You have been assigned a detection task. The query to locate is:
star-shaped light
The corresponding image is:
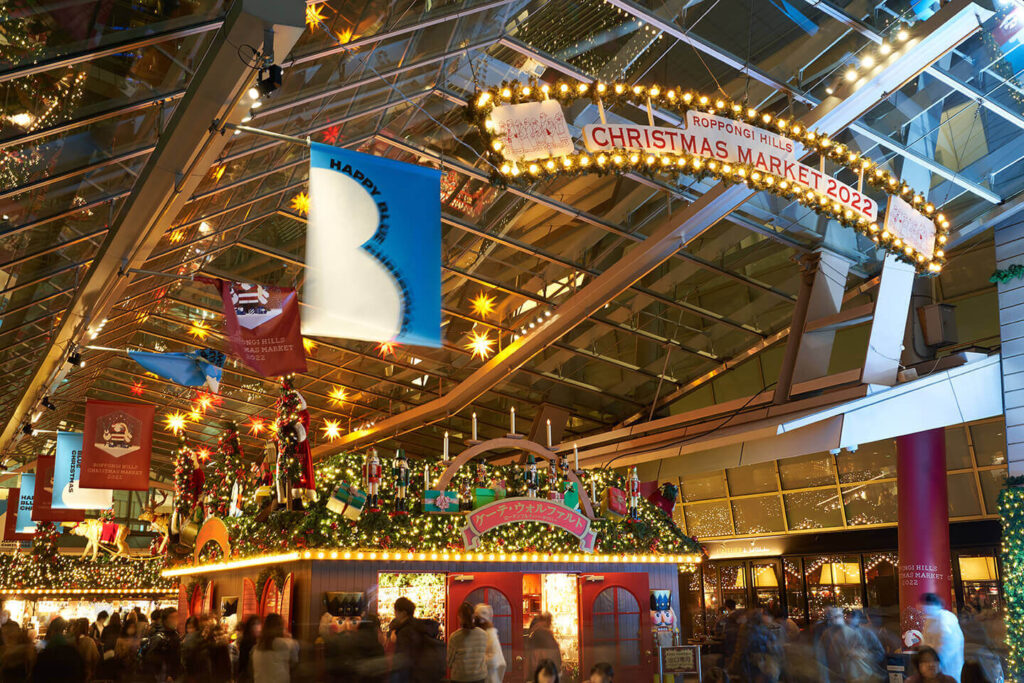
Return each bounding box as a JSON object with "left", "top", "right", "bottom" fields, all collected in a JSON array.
[
  {"left": 290, "top": 192, "right": 310, "bottom": 215},
  {"left": 130, "top": 380, "right": 145, "bottom": 396},
  {"left": 196, "top": 447, "right": 211, "bottom": 462},
  {"left": 337, "top": 28, "right": 354, "bottom": 43},
  {"left": 471, "top": 292, "right": 496, "bottom": 318},
  {"left": 188, "top": 320, "right": 209, "bottom": 341},
  {"left": 329, "top": 386, "right": 347, "bottom": 406},
  {"left": 211, "top": 166, "right": 226, "bottom": 182},
  {"left": 169, "top": 228, "right": 185, "bottom": 243},
  {"left": 377, "top": 341, "right": 397, "bottom": 358},
  {"left": 302, "top": 338, "right": 317, "bottom": 354},
  {"left": 248, "top": 417, "right": 265, "bottom": 436},
  {"left": 164, "top": 412, "right": 187, "bottom": 435},
  {"left": 465, "top": 331, "right": 495, "bottom": 360},
  {"left": 189, "top": 408, "right": 202, "bottom": 422},
  {"left": 322, "top": 125, "right": 341, "bottom": 145},
  {"left": 322, "top": 419, "right": 342, "bottom": 441},
  {"left": 305, "top": 3, "right": 327, "bottom": 30}
]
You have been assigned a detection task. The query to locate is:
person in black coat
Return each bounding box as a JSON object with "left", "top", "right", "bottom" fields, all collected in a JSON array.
[{"left": 34, "top": 617, "right": 86, "bottom": 683}]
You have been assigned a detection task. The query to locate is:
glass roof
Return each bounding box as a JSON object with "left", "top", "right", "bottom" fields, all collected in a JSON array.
[{"left": 1, "top": 0, "right": 1020, "bottom": 478}]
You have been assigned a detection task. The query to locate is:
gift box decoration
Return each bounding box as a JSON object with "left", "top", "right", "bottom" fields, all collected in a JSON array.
[
  {"left": 424, "top": 489, "right": 459, "bottom": 513},
  {"left": 563, "top": 482, "right": 580, "bottom": 510},
  {"left": 602, "top": 486, "right": 627, "bottom": 519},
  {"left": 473, "top": 488, "right": 497, "bottom": 509},
  {"left": 327, "top": 483, "right": 367, "bottom": 520}
]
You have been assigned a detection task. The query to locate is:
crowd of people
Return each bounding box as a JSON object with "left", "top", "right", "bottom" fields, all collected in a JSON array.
[
  {"left": 0, "top": 597, "right": 618, "bottom": 683},
  {"left": 709, "top": 593, "right": 1005, "bottom": 682}
]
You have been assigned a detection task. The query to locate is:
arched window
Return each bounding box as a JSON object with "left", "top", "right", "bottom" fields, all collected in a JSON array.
[
  {"left": 466, "top": 586, "right": 513, "bottom": 669},
  {"left": 591, "top": 586, "right": 641, "bottom": 669}
]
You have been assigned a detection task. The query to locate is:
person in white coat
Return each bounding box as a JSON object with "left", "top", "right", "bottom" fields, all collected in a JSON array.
[
  {"left": 474, "top": 604, "right": 507, "bottom": 683},
  {"left": 919, "top": 593, "right": 965, "bottom": 682}
]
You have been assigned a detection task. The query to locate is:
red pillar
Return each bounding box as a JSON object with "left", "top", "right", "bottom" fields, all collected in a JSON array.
[{"left": 896, "top": 427, "right": 952, "bottom": 644}]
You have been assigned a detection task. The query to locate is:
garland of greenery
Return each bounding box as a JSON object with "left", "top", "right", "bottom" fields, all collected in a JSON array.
[
  {"left": 256, "top": 565, "right": 287, "bottom": 600},
  {"left": 0, "top": 553, "right": 174, "bottom": 592},
  {"left": 991, "top": 264, "right": 1024, "bottom": 285},
  {"left": 1000, "top": 485, "right": 1024, "bottom": 679},
  {"left": 194, "top": 452, "right": 701, "bottom": 564},
  {"left": 184, "top": 577, "right": 209, "bottom": 602},
  {"left": 465, "top": 79, "right": 950, "bottom": 273}
]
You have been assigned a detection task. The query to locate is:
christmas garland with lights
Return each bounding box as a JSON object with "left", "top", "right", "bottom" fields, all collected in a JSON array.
[
  {"left": 991, "top": 264, "right": 1024, "bottom": 285},
  {"left": 0, "top": 552, "right": 174, "bottom": 593},
  {"left": 208, "top": 421, "right": 245, "bottom": 517},
  {"left": 466, "top": 79, "right": 950, "bottom": 273},
  {"left": 192, "top": 452, "right": 700, "bottom": 563},
  {"left": 256, "top": 566, "right": 288, "bottom": 600},
  {"left": 173, "top": 437, "right": 200, "bottom": 519},
  {"left": 1000, "top": 483, "right": 1024, "bottom": 680}
]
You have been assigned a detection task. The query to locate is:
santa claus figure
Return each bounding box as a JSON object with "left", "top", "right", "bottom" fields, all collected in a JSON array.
[{"left": 276, "top": 375, "right": 317, "bottom": 508}]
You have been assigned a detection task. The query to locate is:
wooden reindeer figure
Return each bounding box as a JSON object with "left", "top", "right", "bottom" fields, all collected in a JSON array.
[
  {"left": 138, "top": 491, "right": 171, "bottom": 555},
  {"left": 71, "top": 517, "right": 130, "bottom": 560}
]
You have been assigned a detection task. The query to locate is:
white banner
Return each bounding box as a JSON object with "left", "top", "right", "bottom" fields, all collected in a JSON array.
[
  {"left": 491, "top": 101, "right": 574, "bottom": 162},
  {"left": 582, "top": 111, "right": 877, "bottom": 221},
  {"left": 884, "top": 195, "right": 936, "bottom": 259}
]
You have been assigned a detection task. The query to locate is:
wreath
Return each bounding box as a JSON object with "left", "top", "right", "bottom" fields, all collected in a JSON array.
[{"left": 256, "top": 565, "right": 287, "bottom": 599}]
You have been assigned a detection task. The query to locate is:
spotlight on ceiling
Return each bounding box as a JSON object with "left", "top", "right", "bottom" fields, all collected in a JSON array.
[
  {"left": 41, "top": 396, "right": 56, "bottom": 411},
  {"left": 21, "top": 424, "right": 32, "bottom": 436},
  {"left": 67, "top": 350, "right": 84, "bottom": 368},
  {"left": 257, "top": 65, "right": 283, "bottom": 98}
]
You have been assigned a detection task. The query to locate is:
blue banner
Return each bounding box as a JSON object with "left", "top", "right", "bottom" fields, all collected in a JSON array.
[
  {"left": 127, "top": 350, "right": 222, "bottom": 389},
  {"left": 53, "top": 432, "right": 113, "bottom": 510},
  {"left": 304, "top": 142, "right": 441, "bottom": 347},
  {"left": 15, "top": 474, "right": 35, "bottom": 533}
]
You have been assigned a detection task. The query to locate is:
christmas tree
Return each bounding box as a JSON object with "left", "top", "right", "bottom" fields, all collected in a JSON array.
[
  {"left": 173, "top": 436, "right": 204, "bottom": 521},
  {"left": 207, "top": 421, "right": 245, "bottom": 517}
]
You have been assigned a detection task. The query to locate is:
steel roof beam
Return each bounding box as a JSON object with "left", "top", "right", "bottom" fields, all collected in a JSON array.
[
  {"left": 0, "top": 0, "right": 308, "bottom": 455},
  {"left": 313, "top": 0, "right": 989, "bottom": 454}
]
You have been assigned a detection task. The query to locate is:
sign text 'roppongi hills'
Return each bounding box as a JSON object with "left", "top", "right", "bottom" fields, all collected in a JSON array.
[{"left": 466, "top": 79, "right": 953, "bottom": 274}]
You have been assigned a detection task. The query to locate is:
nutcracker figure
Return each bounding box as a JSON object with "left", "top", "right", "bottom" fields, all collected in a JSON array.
[
  {"left": 460, "top": 476, "right": 474, "bottom": 512},
  {"left": 364, "top": 449, "right": 382, "bottom": 511},
  {"left": 475, "top": 461, "right": 487, "bottom": 487},
  {"left": 627, "top": 466, "right": 641, "bottom": 520},
  {"left": 525, "top": 453, "right": 539, "bottom": 498},
  {"left": 393, "top": 449, "right": 410, "bottom": 513},
  {"left": 558, "top": 450, "right": 569, "bottom": 478}
]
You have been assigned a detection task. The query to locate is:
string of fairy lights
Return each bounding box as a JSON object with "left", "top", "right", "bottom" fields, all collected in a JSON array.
[{"left": 999, "top": 486, "right": 1024, "bottom": 679}]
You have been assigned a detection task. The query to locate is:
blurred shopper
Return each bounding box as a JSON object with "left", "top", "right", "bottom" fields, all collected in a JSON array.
[
  {"left": 349, "top": 614, "right": 387, "bottom": 683},
  {"left": 525, "top": 614, "right": 562, "bottom": 677},
  {"left": 474, "top": 604, "right": 506, "bottom": 683},
  {"left": 71, "top": 618, "right": 99, "bottom": 682},
  {"left": 847, "top": 610, "right": 886, "bottom": 682},
  {"left": 816, "top": 606, "right": 866, "bottom": 682},
  {"left": 96, "top": 612, "right": 122, "bottom": 679},
  {"left": 388, "top": 597, "right": 445, "bottom": 683},
  {"left": 532, "top": 658, "right": 560, "bottom": 683},
  {"left": 588, "top": 662, "right": 614, "bottom": 683},
  {"left": 140, "top": 607, "right": 181, "bottom": 683},
  {"left": 906, "top": 646, "right": 956, "bottom": 683},
  {"left": 252, "top": 613, "right": 297, "bottom": 683},
  {"left": 920, "top": 593, "right": 965, "bottom": 683},
  {"left": 447, "top": 602, "right": 487, "bottom": 683},
  {"left": 115, "top": 618, "right": 141, "bottom": 681},
  {"left": 89, "top": 611, "right": 108, "bottom": 642},
  {"left": 732, "top": 608, "right": 783, "bottom": 682},
  {"left": 0, "top": 621, "right": 34, "bottom": 683},
  {"left": 235, "top": 615, "right": 261, "bottom": 683},
  {"left": 33, "top": 616, "right": 86, "bottom": 682}
]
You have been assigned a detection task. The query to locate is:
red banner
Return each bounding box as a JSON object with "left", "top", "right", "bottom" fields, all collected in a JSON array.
[
  {"left": 462, "top": 496, "right": 596, "bottom": 552},
  {"left": 31, "top": 457, "right": 84, "bottom": 522},
  {"left": 3, "top": 488, "right": 33, "bottom": 542},
  {"left": 79, "top": 400, "right": 155, "bottom": 491},
  {"left": 204, "top": 278, "right": 306, "bottom": 377}
]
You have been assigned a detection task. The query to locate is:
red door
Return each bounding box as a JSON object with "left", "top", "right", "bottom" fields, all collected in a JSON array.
[
  {"left": 579, "top": 572, "right": 654, "bottom": 681},
  {"left": 448, "top": 572, "right": 523, "bottom": 682}
]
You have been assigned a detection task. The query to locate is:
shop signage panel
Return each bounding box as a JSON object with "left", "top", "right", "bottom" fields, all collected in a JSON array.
[
  {"left": 490, "top": 100, "right": 574, "bottom": 161},
  {"left": 883, "top": 195, "right": 936, "bottom": 259},
  {"left": 462, "top": 496, "right": 596, "bottom": 552},
  {"left": 661, "top": 645, "right": 700, "bottom": 674}
]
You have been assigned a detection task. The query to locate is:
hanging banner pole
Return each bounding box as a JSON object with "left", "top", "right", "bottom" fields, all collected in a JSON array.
[{"left": 223, "top": 123, "right": 310, "bottom": 147}]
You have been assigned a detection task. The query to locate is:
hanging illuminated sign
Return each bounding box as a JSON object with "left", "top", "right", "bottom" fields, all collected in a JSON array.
[
  {"left": 468, "top": 80, "right": 950, "bottom": 273},
  {"left": 462, "top": 497, "right": 597, "bottom": 552}
]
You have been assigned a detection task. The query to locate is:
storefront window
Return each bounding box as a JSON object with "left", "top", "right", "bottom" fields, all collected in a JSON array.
[
  {"left": 719, "top": 562, "right": 747, "bottom": 610},
  {"left": 945, "top": 428, "right": 973, "bottom": 470},
  {"left": 541, "top": 574, "right": 580, "bottom": 675},
  {"left": 685, "top": 501, "right": 734, "bottom": 537},
  {"left": 779, "top": 452, "right": 835, "bottom": 488},
  {"left": 731, "top": 496, "right": 785, "bottom": 534},
  {"left": 958, "top": 555, "right": 1002, "bottom": 613},
  {"left": 805, "top": 556, "right": 863, "bottom": 622},
  {"left": 970, "top": 422, "right": 1006, "bottom": 466},
  {"left": 836, "top": 441, "right": 896, "bottom": 483},
  {"left": 751, "top": 561, "right": 782, "bottom": 611},
  {"left": 681, "top": 470, "right": 727, "bottom": 502},
  {"left": 948, "top": 472, "right": 983, "bottom": 517},
  {"left": 842, "top": 482, "right": 897, "bottom": 525},
  {"left": 864, "top": 553, "right": 899, "bottom": 633},
  {"left": 783, "top": 490, "right": 844, "bottom": 530},
  {"left": 979, "top": 470, "right": 1007, "bottom": 515},
  {"left": 592, "top": 587, "right": 641, "bottom": 668},
  {"left": 466, "top": 585, "right": 514, "bottom": 667},
  {"left": 726, "top": 462, "right": 777, "bottom": 495},
  {"left": 703, "top": 562, "right": 721, "bottom": 633},
  {"left": 784, "top": 559, "right": 806, "bottom": 626},
  {"left": 378, "top": 573, "right": 446, "bottom": 625}
]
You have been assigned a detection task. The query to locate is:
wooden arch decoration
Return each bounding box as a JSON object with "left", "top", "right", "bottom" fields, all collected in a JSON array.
[
  {"left": 241, "top": 579, "right": 258, "bottom": 621},
  {"left": 434, "top": 437, "right": 596, "bottom": 518},
  {"left": 193, "top": 517, "right": 230, "bottom": 564}
]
